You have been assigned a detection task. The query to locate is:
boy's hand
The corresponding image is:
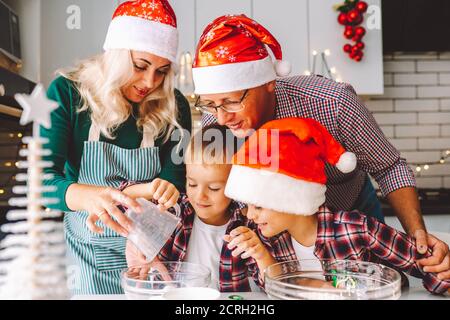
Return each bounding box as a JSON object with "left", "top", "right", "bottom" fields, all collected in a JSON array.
[
  {"left": 148, "top": 178, "right": 180, "bottom": 211},
  {"left": 123, "top": 179, "right": 180, "bottom": 212},
  {"left": 224, "top": 226, "right": 270, "bottom": 261},
  {"left": 126, "top": 241, "right": 172, "bottom": 281}
]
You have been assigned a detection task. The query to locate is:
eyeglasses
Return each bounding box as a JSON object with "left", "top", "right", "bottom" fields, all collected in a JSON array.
[{"left": 194, "top": 90, "right": 249, "bottom": 115}]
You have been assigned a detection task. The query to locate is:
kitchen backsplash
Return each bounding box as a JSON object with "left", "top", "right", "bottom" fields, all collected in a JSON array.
[{"left": 365, "top": 52, "right": 450, "bottom": 189}]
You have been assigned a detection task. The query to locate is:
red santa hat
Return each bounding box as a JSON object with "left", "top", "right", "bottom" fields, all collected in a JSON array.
[
  {"left": 225, "top": 118, "right": 357, "bottom": 216},
  {"left": 103, "top": 0, "right": 178, "bottom": 62},
  {"left": 192, "top": 14, "right": 291, "bottom": 95}
]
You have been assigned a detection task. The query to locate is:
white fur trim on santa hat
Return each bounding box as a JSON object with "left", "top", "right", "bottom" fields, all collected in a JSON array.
[
  {"left": 225, "top": 165, "right": 326, "bottom": 216},
  {"left": 335, "top": 151, "right": 357, "bottom": 173},
  {"left": 103, "top": 16, "right": 179, "bottom": 62},
  {"left": 193, "top": 56, "right": 277, "bottom": 94}
]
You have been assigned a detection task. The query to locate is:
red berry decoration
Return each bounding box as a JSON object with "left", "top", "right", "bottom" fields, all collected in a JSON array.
[
  {"left": 338, "top": 12, "right": 348, "bottom": 25},
  {"left": 355, "top": 52, "right": 364, "bottom": 62},
  {"left": 344, "top": 27, "right": 354, "bottom": 39},
  {"left": 343, "top": 44, "right": 352, "bottom": 53},
  {"left": 355, "top": 26, "right": 366, "bottom": 37},
  {"left": 352, "top": 34, "right": 363, "bottom": 42},
  {"left": 349, "top": 50, "right": 359, "bottom": 59},
  {"left": 337, "top": 0, "right": 368, "bottom": 62},
  {"left": 347, "top": 9, "right": 362, "bottom": 25},
  {"left": 356, "top": 1, "right": 368, "bottom": 13}
]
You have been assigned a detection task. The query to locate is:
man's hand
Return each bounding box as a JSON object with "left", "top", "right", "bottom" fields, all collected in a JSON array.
[{"left": 415, "top": 230, "right": 450, "bottom": 280}]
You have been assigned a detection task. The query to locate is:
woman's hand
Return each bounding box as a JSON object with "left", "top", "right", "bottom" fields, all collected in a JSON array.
[
  {"left": 123, "top": 178, "right": 180, "bottom": 212},
  {"left": 72, "top": 185, "right": 143, "bottom": 236}
]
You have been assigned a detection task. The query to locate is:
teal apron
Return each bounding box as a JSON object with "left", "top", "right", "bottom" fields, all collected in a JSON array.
[{"left": 65, "top": 123, "right": 161, "bottom": 295}]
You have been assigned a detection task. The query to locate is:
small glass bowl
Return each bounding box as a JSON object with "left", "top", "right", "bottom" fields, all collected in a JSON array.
[
  {"left": 121, "top": 261, "right": 211, "bottom": 300},
  {"left": 265, "top": 259, "right": 402, "bottom": 300}
]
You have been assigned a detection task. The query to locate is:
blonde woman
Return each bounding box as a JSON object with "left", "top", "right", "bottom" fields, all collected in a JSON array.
[{"left": 41, "top": 0, "right": 191, "bottom": 295}]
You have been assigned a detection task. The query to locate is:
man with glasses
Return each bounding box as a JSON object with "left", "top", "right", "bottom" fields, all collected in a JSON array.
[{"left": 191, "top": 14, "right": 450, "bottom": 279}]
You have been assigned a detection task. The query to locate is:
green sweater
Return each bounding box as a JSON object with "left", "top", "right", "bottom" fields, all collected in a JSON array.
[{"left": 41, "top": 76, "right": 192, "bottom": 212}]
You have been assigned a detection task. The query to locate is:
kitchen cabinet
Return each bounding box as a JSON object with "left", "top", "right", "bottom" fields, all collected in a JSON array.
[
  {"left": 308, "top": 0, "right": 384, "bottom": 95},
  {"left": 252, "top": 0, "right": 310, "bottom": 78},
  {"left": 35, "top": 0, "right": 383, "bottom": 94},
  {"left": 40, "top": 0, "right": 118, "bottom": 86},
  {"left": 172, "top": 0, "right": 383, "bottom": 95}
]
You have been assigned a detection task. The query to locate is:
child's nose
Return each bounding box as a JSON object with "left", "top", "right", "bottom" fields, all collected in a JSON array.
[
  {"left": 246, "top": 206, "right": 257, "bottom": 220},
  {"left": 197, "top": 187, "right": 208, "bottom": 200}
]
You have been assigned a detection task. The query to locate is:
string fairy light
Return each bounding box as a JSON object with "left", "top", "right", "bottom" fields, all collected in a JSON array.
[
  {"left": 304, "top": 49, "right": 342, "bottom": 82},
  {"left": 412, "top": 149, "right": 450, "bottom": 176}
]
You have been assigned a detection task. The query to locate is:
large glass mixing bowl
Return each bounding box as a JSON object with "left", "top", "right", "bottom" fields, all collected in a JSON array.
[
  {"left": 265, "top": 259, "right": 402, "bottom": 300},
  {"left": 121, "top": 261, "right": 211, "bottom": 300}
]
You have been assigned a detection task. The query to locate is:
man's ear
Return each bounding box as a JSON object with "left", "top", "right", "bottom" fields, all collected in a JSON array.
[{"left": 266, "top": 80, "right": 276, "bottom": 93}]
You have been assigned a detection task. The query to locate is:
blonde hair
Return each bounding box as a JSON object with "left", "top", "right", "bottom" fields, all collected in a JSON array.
[
  {"left": 58, "top": 49, "right": 182, "bottom": 142},
  {"left": 185, "top": 124, "right": 240, "bottom": 165}
]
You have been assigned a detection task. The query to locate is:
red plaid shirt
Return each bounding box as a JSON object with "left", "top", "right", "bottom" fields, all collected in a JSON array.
[
  {"left": 260, "top": 206, "right": 450, "bottom": 295},
  {"left": 203, "top": 75, "right": 416, "bottom": 210},
  {"left": 158, "top": 194, "right": 262, "bottom": 292}
]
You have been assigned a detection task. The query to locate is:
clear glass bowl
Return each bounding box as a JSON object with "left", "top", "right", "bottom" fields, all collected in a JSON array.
[
  {"left": 265, "top": 259, "right": 402, "bottom": 300},
  {"left": 121, "top": 262, "right": 211, "bottom": 300}
]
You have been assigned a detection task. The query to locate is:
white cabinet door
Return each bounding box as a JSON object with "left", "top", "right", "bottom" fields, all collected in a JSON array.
[
  {"left": 252, "top": 0, "right": 310, "bottom": 78},
  {"left": 195, "top": 0, "right": 252, "bottom": 44},
  {"left": 40, "top": 0, "right": 117, "bottom": 86},
  {"left": 308, "top": 0, "right": 384, "bottom": 95},
  {"left": 171, "top": 0, "right": 196, "bottom": 57}
]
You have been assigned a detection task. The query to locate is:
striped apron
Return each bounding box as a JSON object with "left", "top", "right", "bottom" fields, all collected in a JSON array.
[{"left": 65, "top": 124, "right": 161, "bottom": 295}]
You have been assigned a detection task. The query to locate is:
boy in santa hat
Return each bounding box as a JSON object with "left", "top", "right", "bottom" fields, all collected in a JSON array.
[
  {"left": 224, "top": 117, "right": 450, "bottom": 295},
  {"left": 192, "top": 14, "right": 450, "bottom": 277}
]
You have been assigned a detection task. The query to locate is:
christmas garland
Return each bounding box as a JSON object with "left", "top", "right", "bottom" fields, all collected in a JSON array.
[{"left": 336, "top": 0, "right": 369, "bottom": 62}]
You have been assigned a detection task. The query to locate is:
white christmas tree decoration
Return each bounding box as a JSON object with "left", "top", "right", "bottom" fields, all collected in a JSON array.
[
  {"left": 0, "top": 85, "right": 68, "bottom": 300},
  {"left": 15, "top": 84, "right": 58, "bottom": 130}
]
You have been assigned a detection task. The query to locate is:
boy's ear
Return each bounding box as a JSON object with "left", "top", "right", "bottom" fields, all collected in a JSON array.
[{"left": 266, "top": 80, "right": 276, "bottom": 93}]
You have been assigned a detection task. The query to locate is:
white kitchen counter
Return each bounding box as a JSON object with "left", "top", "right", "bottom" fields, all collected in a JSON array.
[{"left": 72, "top": 275, "right": 449, "bottom": 300}]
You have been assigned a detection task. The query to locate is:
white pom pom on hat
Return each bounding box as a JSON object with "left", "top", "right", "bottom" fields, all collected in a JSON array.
[
  {"left": 275, "top": 60, "right": 292, "bottom": 77},
  {"left": 335, "top": 151, "right": 357, "bottom": 173}
]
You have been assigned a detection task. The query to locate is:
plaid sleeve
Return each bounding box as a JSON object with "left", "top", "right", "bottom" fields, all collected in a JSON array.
[
  {"left": 246, "top": 257, "right": 265, "bottom": 290},
  {"left": 243, "top": 220, "right": 272, "bottom": 290},
  {"left": 201, "top": 113, "right": 218, "bottom": 127},
  {"left": 337, "top": 84, "right": 416, "bottom": 197},
  {"left": 157, "top": 228, "right": 177, "bottom": 262},
  {"left": 365, "top": 216, "right": 450, "bottom": 295},
  {"left": 157, "top": 196, "right": 187, "bottom": 261}
]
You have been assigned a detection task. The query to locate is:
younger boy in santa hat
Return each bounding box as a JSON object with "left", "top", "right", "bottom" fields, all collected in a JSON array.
[
  {"left": 122, "top": 124, "right": 272, "bottom": 292},
  {"left": 224, "top": 117, "right": 450, "bottom": 295}
]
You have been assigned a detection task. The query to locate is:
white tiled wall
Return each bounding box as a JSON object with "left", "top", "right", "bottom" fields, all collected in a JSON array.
[{"left": 365, "top": 52, "right": 450, "bottom": 189}]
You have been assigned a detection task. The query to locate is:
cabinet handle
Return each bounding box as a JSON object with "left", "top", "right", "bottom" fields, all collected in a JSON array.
[{"left": 0, "top": 84, "right": 5, "bottom": 97}]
